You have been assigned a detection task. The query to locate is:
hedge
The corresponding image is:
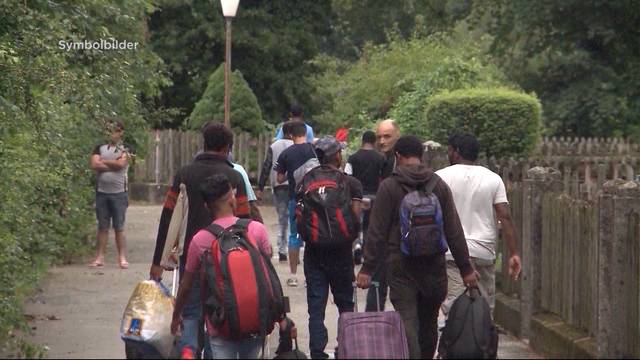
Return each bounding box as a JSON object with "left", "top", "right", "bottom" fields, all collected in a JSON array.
[{"left": 425, "top": 88, "right": 542, "bottom": 158}]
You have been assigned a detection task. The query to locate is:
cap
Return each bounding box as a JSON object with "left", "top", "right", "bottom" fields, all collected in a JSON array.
[{"left": 314, "top": 135, "right": 343, "bottom": 157}]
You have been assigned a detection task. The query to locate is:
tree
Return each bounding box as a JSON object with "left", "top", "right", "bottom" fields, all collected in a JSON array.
[
  {"left": 310, "top": 32, "right": 510, "bottom": 134},
  {"left": 325, "top": 0, "right": 473, "bottom": 59},
  {"left": 148, "top": 0, "right": 333, "bottom": 127},
  {"left": 187, "top": 64, "right": 266, "bottom": 134},
  {"left": 469, "top": 0, "right": 640, "bottom": 140}
]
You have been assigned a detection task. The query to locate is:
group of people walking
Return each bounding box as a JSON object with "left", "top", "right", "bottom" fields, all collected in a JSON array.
[{"left": 91, "top": 107, "right": 522, "bottom": 359}]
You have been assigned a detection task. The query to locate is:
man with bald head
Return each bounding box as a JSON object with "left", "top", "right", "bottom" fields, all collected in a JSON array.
[
  {"left": 365, "top": 118, "right": 401, "bottom": 312},
  {"left": 377, "top": 119, "right": 401, "bottom": 178}
]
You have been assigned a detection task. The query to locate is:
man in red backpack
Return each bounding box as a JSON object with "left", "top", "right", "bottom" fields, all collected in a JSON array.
[
  {"left": 171, "top": 174, "right": 294, "bottom": 359},
  {"left": 297, "top": 135, "right": 363, "bottom": 359}
]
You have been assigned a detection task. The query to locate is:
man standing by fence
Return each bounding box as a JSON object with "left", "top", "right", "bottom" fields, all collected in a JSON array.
[
  {"left": 89, "top": 118, "right": 130, "bottom": 269},
  {"left": 436, "top": 133, "right": 521, "bottom": 319},
  {"left": 258, "top": 121, "right": 294, "bottom": 262}
]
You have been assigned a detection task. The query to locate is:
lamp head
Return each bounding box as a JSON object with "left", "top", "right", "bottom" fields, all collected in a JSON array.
[{"left": 220, "top": 0, "right": 239, "bottom": 17}]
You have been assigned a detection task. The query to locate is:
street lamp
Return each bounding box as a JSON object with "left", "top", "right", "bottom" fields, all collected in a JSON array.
[{"left": 221, "top": 0, "right": 239, "bottom": 128}]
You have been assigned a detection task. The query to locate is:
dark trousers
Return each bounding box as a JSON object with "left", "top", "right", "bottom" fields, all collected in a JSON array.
[
  {"left": 387, "top": 257, "right": 447, "bottom": 359},
  {"left": 304, "top": 248, "right": 354, "bottom": 359}
]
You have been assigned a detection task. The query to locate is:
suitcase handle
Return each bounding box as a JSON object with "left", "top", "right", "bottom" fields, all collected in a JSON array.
[{"left": 352, "top": 281, "right": 380, "bottom": 312}]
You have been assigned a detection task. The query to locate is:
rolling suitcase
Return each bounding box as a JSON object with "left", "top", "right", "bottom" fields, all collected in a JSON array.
[{"left": 337, "top": 282, "right": 409, "bottom": 359}]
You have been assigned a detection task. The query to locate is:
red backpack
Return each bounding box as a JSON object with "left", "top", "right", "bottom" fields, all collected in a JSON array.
[
  {"left": 200, "top": 219, "right": 285, "bottom": 339},
  {"left": 295, "top": 165, "right": 360, "bottom": 248}
]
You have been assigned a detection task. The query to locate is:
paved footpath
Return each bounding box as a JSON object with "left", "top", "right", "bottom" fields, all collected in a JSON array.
[{"left": 21, "top": 205, "right": 541, "bottom": 359}]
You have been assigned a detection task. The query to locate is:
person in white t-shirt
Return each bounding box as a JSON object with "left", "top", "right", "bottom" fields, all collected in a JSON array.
[{"left": 436, "top": 133, "right": 521, "bottom": 317}]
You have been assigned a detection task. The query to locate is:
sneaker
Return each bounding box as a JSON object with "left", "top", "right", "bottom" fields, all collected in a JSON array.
[
  {"left": 287, "top": 278, "right": 298, "bottom": 287},
  {"left": 279, "top": 253, "right": 288, "bottom": 262}
]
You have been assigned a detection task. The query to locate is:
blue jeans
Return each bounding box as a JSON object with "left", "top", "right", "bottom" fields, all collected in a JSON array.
[
  {"left": 273, "top": 186, "right": 289, "bottom": 255},
  {"left": 209, "top": 336, "right": 264, "bottom": 359},
  {"left": 304, "top": 248, "right": 354, "bottom": 359},
  {"left": 177, "top": 276, "right": 212, "bottom": 358},
  {"left": 288, "top": 199, "right": 301, "bottom": 249}
]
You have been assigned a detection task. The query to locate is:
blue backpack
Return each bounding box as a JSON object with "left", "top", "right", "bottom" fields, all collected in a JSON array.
[{"left": 399, "top": 175, "right": 448, "bottom": 257}]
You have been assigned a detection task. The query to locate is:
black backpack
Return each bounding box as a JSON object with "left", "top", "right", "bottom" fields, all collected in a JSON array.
[
  {"left": 295, "top": 165, "right": 359, "bottom": 248},
  {"left": 438, "top": 287, "right": 498, "bottom": 359}
]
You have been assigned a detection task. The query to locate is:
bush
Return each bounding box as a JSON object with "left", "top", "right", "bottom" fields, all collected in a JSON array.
[
  {"left": 0, "top": 1, "right": 165, "bottom": 349},
  {"left": 309, "top": 31, "right": 510, "bottom": 133},
  {"left": 187, "top": 65, "right": 266, "bottom": 134},
  {"left": 425, "top": 88, "right": 542, "bottom": 158}
]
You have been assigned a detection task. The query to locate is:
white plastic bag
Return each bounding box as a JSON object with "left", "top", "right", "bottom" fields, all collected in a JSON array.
[{"left": 120, "top": 280, "right": 176, "bottom": 358}]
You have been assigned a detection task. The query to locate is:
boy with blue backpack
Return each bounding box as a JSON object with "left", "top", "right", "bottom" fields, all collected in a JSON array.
[{"left": 356, "top": 135, "right": 478, "bottom": 359}]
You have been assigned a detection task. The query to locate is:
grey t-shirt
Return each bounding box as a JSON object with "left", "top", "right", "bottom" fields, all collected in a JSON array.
[{"left": 92, "top": 143, "right": 128, "bottom": 193}]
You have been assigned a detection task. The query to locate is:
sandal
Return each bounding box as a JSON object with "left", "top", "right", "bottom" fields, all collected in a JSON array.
[
  {"left": 119, "top": 260, "right": 130, "bottom": 269},
  {"left": 88, "top": 260, "right": 104, "bottom": 268}
]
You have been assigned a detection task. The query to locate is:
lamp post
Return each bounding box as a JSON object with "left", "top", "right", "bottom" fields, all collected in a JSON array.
[{"left": 221, "top": 0, "right": 239, "bottom": 128}]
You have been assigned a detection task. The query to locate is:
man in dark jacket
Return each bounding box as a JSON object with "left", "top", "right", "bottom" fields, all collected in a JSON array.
[
  {"left": 149, "top": 122, "right": 251, "bottom": 357},
  {"left": 356, "top": 135, "right": 478, "bottom": 359}
]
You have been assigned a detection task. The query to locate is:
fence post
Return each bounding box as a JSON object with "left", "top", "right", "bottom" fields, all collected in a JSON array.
[
  {"left": 597, "top": 179, "right": 640, "bottom": 358},
  {"left": 154, "top": 130, "right": 160, "bottom": 185},
  {"left": 520, "top": 166, "right": 561, "bottom": 338}
]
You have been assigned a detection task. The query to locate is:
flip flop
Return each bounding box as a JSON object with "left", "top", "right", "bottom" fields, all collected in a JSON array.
[
  {"left": 88, "top": 260, "right": 104, "bottom": 268},
  {"left": 119, "top": 260, "right": 130, "bottom": 269}
]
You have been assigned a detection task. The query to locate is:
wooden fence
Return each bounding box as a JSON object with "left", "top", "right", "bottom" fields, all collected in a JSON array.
[
  {"left": 493, "top": 168, "right": 640, "bottom": 358},
  {"left": 424, "top": 139, "right": 640, "bottom": 200},
  {"left": 539, "top": 193, "right": 599, "bottom": 337},
  {"left": 132, "top": 130, "right": 271, "bottom": 184}
]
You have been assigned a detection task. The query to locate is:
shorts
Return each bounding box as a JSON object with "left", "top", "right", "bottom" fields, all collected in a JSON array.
[{"left": 95, "top": 191, "right": 128, "bottom": 231}]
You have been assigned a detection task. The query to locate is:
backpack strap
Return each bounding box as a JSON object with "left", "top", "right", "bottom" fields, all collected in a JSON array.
[
  {"left": 206, "top": 223, "right": 226, "bottom": 238},
  {"left": 201, "top": 250, "right": 225, "bottom": 326},
  {"left": 234, "top": 218, "right": 251, "bottom": 230},
  {"left": 422, "top": 175, "right": 440, "bottom": 195}
]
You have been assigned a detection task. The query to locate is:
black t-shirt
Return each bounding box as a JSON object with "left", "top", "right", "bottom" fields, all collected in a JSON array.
[
  {"left": 274, "top": 143, "right": 317, "bottom": 199},
  {"left": 347, "top": 149, "right": 386, "bottom": 194},
  {"left": 381, "top": 150, "right": 396, "bottom": 179}
]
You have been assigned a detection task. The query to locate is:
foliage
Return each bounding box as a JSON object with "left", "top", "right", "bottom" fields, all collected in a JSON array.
[
  {"left": 310, "top": 32, "right": 510, "bottom": 133},
  {"left": 326, "top": 0, "right": 473, "bottom": 59},
  {"left": 148, "top": 0, "right": 332, "bottom": 127},
  {"left": 0, "top": 0, "right": 164, "bottom": 346},
  {"left": 425, "top": 88, "right": 541, "bottom": 158},
  {"left": 187, "top": 64, "right": 266, "bottom": 134},
  {"left": 468, "top": 0, "right": 640, "bottom": 140}
]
